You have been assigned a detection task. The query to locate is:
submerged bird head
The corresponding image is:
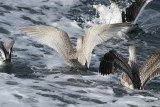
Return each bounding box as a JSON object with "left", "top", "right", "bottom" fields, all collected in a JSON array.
[{"left": 0, "top": 40, "right": 15, "bottom": 65}]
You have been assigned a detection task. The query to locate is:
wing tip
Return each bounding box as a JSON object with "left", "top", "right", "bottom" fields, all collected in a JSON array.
[
  {"left": 17, "top": 27, "right": 28, "bottom": 33},
  {"left": 99, "top": 50, "right": 116, "bottom": 76}
]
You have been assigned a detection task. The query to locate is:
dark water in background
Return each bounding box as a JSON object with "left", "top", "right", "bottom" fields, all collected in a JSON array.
[{"left": 0, "top": 0, "right": 160, "bottom": 107}]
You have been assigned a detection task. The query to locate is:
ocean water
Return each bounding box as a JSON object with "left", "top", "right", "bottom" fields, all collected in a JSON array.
[{"left": 0, "top": 0, "right": 160, "bottom": 107}]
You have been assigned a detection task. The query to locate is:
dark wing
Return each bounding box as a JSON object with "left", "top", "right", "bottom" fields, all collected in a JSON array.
[
  {"left": 122, "top": 0, "right": 152, "bottom": 23},
  {"left": 99, "top": 50, "right": 134, "bottom": 82},
  {"left": 139, "top": 51, "right": 160, "bottom": 89},
  {"left": 130, "top": 62, "right": 141, "bottom": 89}
]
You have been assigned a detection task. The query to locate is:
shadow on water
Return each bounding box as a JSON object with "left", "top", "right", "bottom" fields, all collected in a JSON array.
[
  {"left": 144, "top": 77, "right": 160, "bottom": 92},
  {"left": 49, "top": 66, "right": 97, "bottom": 76},
  {"left": 126, "top": 26, "right": 149, "bottom": 40},
  {"left": 21, "top": 16, "right": 47, "bottom": 25},
  {"left": 0, "top": 27, "right": 10, "bottom": 34},
  {"left": 0, "top": 59, "right": 98, "bottom": 81},
  {"left": 127, "top": 24, "right": 160, "bottom": 48},
  {"left": 0, "top": 61, "right": 37, "bottom": 79}
]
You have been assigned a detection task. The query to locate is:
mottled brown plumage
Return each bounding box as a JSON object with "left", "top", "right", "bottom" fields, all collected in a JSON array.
[
  {"left": 99, "top": 46, "right": 160, "bottom": 90},
  {"left": 139, "top": 51, "right": 160, "bottom": 89}
]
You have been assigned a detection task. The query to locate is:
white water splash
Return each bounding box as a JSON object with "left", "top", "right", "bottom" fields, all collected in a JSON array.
[{"left": 93, "top": 4, "right": 122, "bottom": 24}]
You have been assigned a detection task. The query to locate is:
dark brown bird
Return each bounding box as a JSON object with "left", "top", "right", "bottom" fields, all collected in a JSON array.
[
  {"left": 121, "top": 0, "right": 152, "bottom": 23},
  {"left": 99, "top": 45, "right": 160, "bottom": 90}
]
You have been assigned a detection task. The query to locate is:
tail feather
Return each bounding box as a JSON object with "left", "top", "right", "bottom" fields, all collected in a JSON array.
[{"left": 69, "top": 52, "right": 87, "bottom": 67}]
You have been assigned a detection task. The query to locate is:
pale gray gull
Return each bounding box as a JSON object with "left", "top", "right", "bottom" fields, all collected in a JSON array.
[{"left": 18, "top": 23, "right": 134, "bottom": 68}]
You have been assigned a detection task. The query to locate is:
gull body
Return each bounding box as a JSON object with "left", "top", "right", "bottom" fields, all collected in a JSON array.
[
  {"left": 18, "top": 23, "right": 134, "bottom": 68},
  {"left": 99, "top": 45, "right": 160, "bottom": 90}
]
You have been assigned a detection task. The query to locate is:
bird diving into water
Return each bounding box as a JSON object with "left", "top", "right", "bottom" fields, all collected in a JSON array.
[
  {"left": 0, "top": 40, "right": 15, "bottom": 65},
  {"left": 18, "top": 23, "right": 135, "bottom": 68},
  {"left": 99, "top": 45, "right": 160, "bottom": 90},
  {"left": 93, "top": 0, "right": 152, "bottom": 24}
]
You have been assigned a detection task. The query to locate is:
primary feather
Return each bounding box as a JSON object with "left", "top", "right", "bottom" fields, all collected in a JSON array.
[
  {"left": 139, "top": 51, "right": 160, "bottom": 89},
  {"left": 99, "top": 46, "right": 160, "bottom": 90}
]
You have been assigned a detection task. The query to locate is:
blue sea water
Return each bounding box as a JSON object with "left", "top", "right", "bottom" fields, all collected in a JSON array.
[{"left": 0, "top": 0, "right": 160, "bottom": 107}]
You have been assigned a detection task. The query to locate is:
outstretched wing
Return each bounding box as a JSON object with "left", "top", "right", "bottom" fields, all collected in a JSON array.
[
  {"left": 18, "top": 26, "right": 75, "bottom": 66},
  {"left": 82, "top": 22, "right": 135, "bottom": 67},
  {"left": 99, "top": 50, "right": 134, "bottom": 82},
  {"left": 122, "top": 0, "right": 152, "bottom": 23},
  {"left": 139, "top": 51, "right": 160, "bottom": 89}
]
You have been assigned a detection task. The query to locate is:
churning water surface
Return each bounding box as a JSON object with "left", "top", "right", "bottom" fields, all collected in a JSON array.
[{"left": 0, "top": 0, "right": 160, "bottom": 107}]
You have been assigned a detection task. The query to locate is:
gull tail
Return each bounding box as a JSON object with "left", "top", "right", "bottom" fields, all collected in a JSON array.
[{"left": 69, "top": 52, "right": 88, "bottom": 68}]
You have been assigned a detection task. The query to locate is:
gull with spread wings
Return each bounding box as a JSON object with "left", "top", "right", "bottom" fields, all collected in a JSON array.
[
  {"left": 99, "top": 45, "right": 160, "bottom": 89},
  {"left": 18, "top": 23, "right": 134, "bottom": 68}
]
